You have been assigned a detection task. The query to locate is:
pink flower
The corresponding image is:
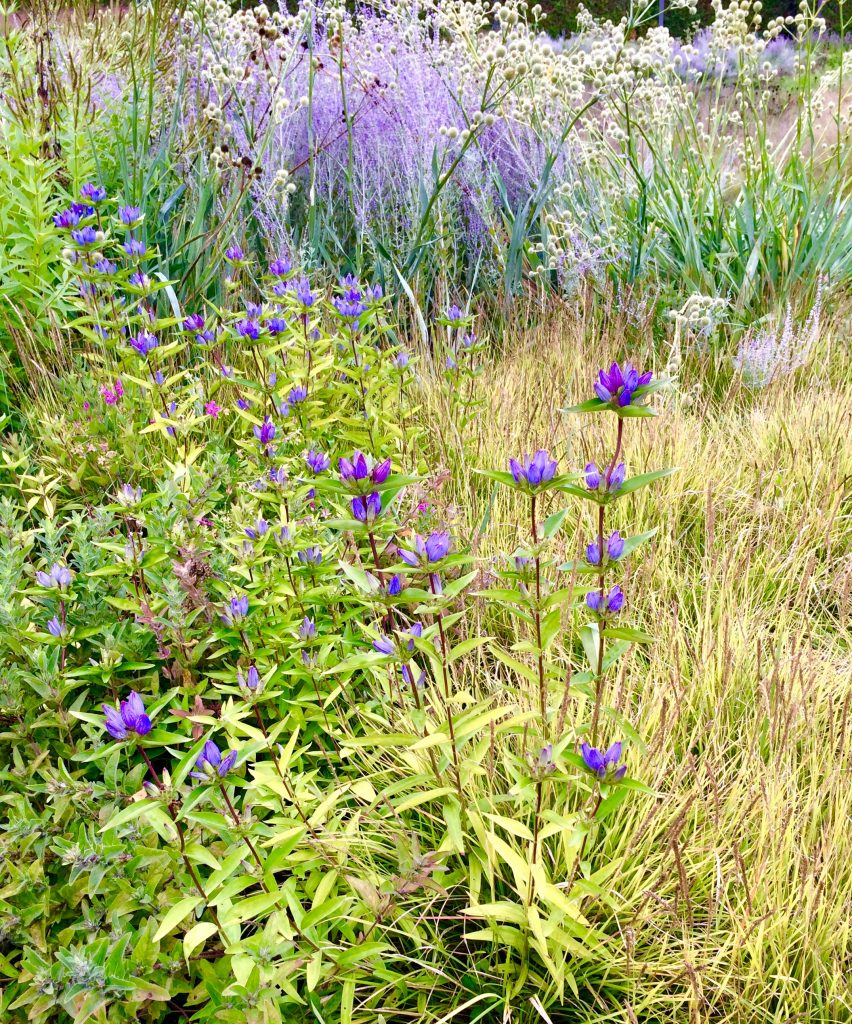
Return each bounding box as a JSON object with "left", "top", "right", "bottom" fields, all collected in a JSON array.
[
  {"left": 114, "top": 379, "right": 124, "bottom": 397},
  {"left": 204, "top": 400, "right": 220, "bottom": 418},
  {"left": 100, "top": 386, "right": 117, "bottom": 405}
]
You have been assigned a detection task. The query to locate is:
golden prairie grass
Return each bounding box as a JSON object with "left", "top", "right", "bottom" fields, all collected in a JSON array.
[{"left": 415, "top": 305, "right": 852, "bottom": 1022}]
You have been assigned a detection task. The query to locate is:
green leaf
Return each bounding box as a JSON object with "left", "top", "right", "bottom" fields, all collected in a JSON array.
[
  {"left": 603, "top": 626, "right": 655, "bottom": 644},
  {"left": 563, "top": 397, "right": 608, "bottom": 414},
  {"left": 615, "top": 467, "right": 678, "bottom": 497},
  {"left": 154, "top": 895, "right": 202, "bottom": 941}
]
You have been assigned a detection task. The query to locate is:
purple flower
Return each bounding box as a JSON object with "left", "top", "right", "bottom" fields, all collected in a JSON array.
[
  {"left": 129, "top": 330, "right": 158, "bottom": 357},
  {"left": 118, "top": 205, "right": 143, "bottom": 226},
  {"left": 80, "top": 183, "right": 107, "bottom": 203},
  {"left": 102, "top": 691, "right": 152, "bottom": 740},
  {"left": 580, "top": 741, "right": 626, "bottom": 780},
  {"left": 288, "top": 385, "right": 307, "bottom": 405},
  {"left": 71, "top": 226, "right": 98, "bottom": 247},
  {"left": 305, "top": 450, "right": 330, "bottom": 473},
  {"left": 299, "top": 616, "right": 317, "bottom": 641},
  {"left": 508, "top": 450, "right": 558, "bottom": 489},
  {"left": 594, "top": 362, "right": 653, "bottom": 408},
  {"left": 585, "top": 462, "right": 625, "bottom": 494},
  {"left": 244, "top": 518, "right": 269, "bottom": 540},
  {"left": 183, "top": 313, "right": 205, "bottom": 332},
  {"left": 225, "top": 244, "right": 246, "bottom": 263},
  {"left": 297, "top": 546, "right": 322, "bottom": 566},
  {"left": 268, "top": 465, "right": 287, "bottom": 485},
  {"left": 128, "top": 270, "right": 150, "bottom": 290},
  {"left": 93, "top": 258, "right": 116, "bottom": 275},
  {"left": 424, "top": 531, "right": 451, "bottom": 562},
  {"left": 295, "top": 277, "right": 315, "bottom": 308},
  {"left": 339, "top": 451, "right": 369, "bottom": 484},
  {"left": 47, "top": 616, "right": 67, "bottom": 638},
  {"left": 269, "top": 257, "right": 291, "bottom": 277},
  {"left": 53, "top": 208, "right": 81, "bottom": 229},
  {"left": 235, "top": 319, "right": 260, "bottom": 341},
  {"left": 35, "top": 563, "right": 73, "bottom": 590},
  {"left": 238, "top": 665, "right": 261, "bottom": 693},
  {"left": 222, "top": 594, "right": 249, "bottom": 625},
  {"left": 586, "top": 585, "right": 625, "bottom": 615},
  {"left": 394, "top": 350, "right": 409, "bottom": 368},
  {"left": 124, "top": 239, "right": 147, "bottom": 258},
  {"left": 267, "top": 316, "right": 287, "bottom": 335},
  {"left": 387, "top": 574, "right": 403, "bottom": 596},
  {"left": 190, "top": 739, "right": 238, "bottom": 780},
  {"left": 406, "top": 622, "right": 423, "bottom": 652},
  {"left": 371, "top": 458, "right": 391, "bottom": 485},
  {"left": 351, "top": 492, "right": 382, "bottom": 524},
  {"left": 373, "top": 635, "right": 395, "bottom": 655},
  {"left": 587, "top": 530, "right": 625, "bottom": 565},
  {"left": 253, "top": 416, "right": 276, "bottom": 447},
  {"left": 71, "top": 202, "right": 94, "bottom": 217},
  {"left": 446, "top": 303, "right": 464, "bottom": 324}
]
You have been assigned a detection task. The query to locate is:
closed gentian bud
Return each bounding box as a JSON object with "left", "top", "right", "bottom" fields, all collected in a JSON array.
[
  {"left": 608, "top": 462, "right": 626, "bottom": 491},
  {"left": 594, "top": 362, "right": 652, "bottom": 408},
  {"left": 295, "top": 277, "right": 315, "bottom": 307},
  {"left": 267, "top": 316, "right": 286, "bottom": 335},
  {"left": 339, "top": 451, "right": 369, "bottom": 484},
  {"left": 387, "top": 574, "right": 403, "bottom": 596},
  {"left": 586, "top": 541, "right": 602, "bottom": 566},
  {"left": 191, "top": 739, "right": 238, "bottom": 780},
  {"left": 118, "top": 205, "right": 143, "bottom": 226},
  {"left": 36, "top": 563, "right": 73, "bottom": 590},
  {"left": 424, "top": 531, "right": 451, "bottom": 562},
  {"left": 238, "top": 665, "right": 261, "bottom": 692},
  {"left": 305, "top": 450, "right": 330, "bottom": 474},
  {"left": 298, "top": 546, "right": 322, "bottom": 566},
  {"left": 406, "top": 622, "right": 423, "bottom": 652},
  {"left": 607, "top": 531, "right": 625, "bottom": 560},
  {"left": 225, "top": 244, "right": 245, "bottom": 263},
  {"left": 371, "top": 458, "right": 391, "bottom": 485},
  {"left": 71, "top": 226, "right": 98, "bottom": 247},
  {"left": 222, "top": 594, "right": 249, "bottom": 625},
  {"left": 509, "top": 450, "right": 558, "bottom": 490},
  {"left": 299, "top": 616, "right": 316, "bottom": 641},
  {"left": 81, "top": 183, "right": 107, "bottom": 203},
  {"left": 47, "top": 617, "right": 67, "bottom": 639},
  {"left": 53, "top": 208, "right": 82, "bottom": 229},
  {"left": 351, "top": 491, "right": 381, "bottom": 524},
  {"left": 584, "top": 463, "right": 601, "bottom": 490},
  {"left": 580, "top": 740, "right": 626, "bottom": 780},
  {"left": 253, "top": 416, "right": 276, "bottom": 447},
  {"left": 102, "top": 690, "right": 152, "bottom": 740},
  {"left": 236, "top": 319, "right": 260, "bottom": 342},
  {"left": 373, "top": 635, "right": 395, "bottom": 655},
  {"left": 269, "top": 257, "right": 291, "bottom": 276},
  {"left": 183, "top": 313, "right": 205, "bottom": 332},
  {"left": 288, "top": 385, "right": 307, "bottom": 405}
]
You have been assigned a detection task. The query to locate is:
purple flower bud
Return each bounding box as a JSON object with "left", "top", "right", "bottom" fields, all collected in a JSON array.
[
  {"left": 235, "top": 319, "right": 260, "bottom": 342},
  {"left": 269, "top": 257, "right": 291, "bottom": 277},
  {"left": 191, "top": 738, "right": 238, "bottom": 780},
  {"left": 238, "top": 665, "right": 261, "bottom": 692},
  {"left": 424, "top": 531, "right": 451, "bottom": 562},
  {"left": 295, "top": 277, "right": 315, "bottom": 308},
  {"left": 580, "top": 740, "right": 626, "bottom": 780},
  {"left": 594, "top": 361, "right": 653, "bottom": 408},
  {"left": 351, "top": 491, "right": 382, "bottom": 524},
  {"left": 387, "top": 574, "right": 403, "bottom": 596},
  {"left": 371, "top": 458, "right": 391, "bottom": 485},
  {"left": 222, "top": 594, "right": 249, "bottom": 625},
  {"left": 124, "top": 239, "right": 147, "bottom": 258},
  {"left": 81, "top": 183, "right": 107, "bottom": 203},
  {"left": 36, "top": 563, "right": 73, "bottom": 590},
  {"left": 267, "top": 316, "right": 287, "bottom": 335},
  {"left": 53, "top": 208, "right": 82, "bottom": 229},
  {"left": 225, "top": 244, "right": 245, "bottom": 263},
  {"left": 584, "top": 463, "right": 601, "bottom": 490},
  {"left": 102, "top": 690, "right": 152, "bottom": 740},
  {"left": 288, "top": 385, "right": 307, "bottom": 405},
  {"left": 118, "top": 205, "right": 143, "bottom": 225},
  {"left": 71, "top": 226, "right": 98, "bottom": 247},
  {"left": 183, "top": 313, "right": 205, "bottom": 332},
  {"left": 299, "top": 616, "right": 317, "bottom": 641},
  {"left": 47, "top": 616, "right": 67, "bottom": 638},
  {"left": 253, "top": 416, "right": 276, "bottom": 447},
  {"left": 509, "top": 450, "right": 558, "bottom": 490},
  {"left": 297, "top": 546, "right": 322, "bottom": 566},
  {"left": 608, "top": 463, "right": 626, "bottom": 491},
  {"left": 305, "top": 450, "right": 330, "bottom": 474},
  {"left": 607, "top": 531, "right": 625, "bottom": 560},
  {"left": 129, "top": 331, "right": 158, "bottom": 357},
  {"left": 373, "top": 635, "right": 395, "bottom": 655}
]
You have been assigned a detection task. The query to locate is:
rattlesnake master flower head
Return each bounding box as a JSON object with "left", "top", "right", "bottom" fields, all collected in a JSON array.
[
  {"left": 509, "top": 450, "right": 558, "bottom": 491},
  {"left": 594, "top": 362, "right": 653, "bottom": 408},
  {"left": 580, "top": 741, "right": 626, "bottom": 780},
  {"left": 103, "top": 691, "right": 152, "bottom": 740},
  {"left": 222, "top": 594, "right": 249, "bottom": 625},
  {"left": 586, "top": 585, "right": 625, "bottom": 615},
  {"left": 36, "top": 563, "right": 73, "bottom": 591},
  {"left": 191, "top": 739, "right": 238, "bottom": 780},
  {"left": 587, "top": 530, "right": 625, "bottom": 565}
]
